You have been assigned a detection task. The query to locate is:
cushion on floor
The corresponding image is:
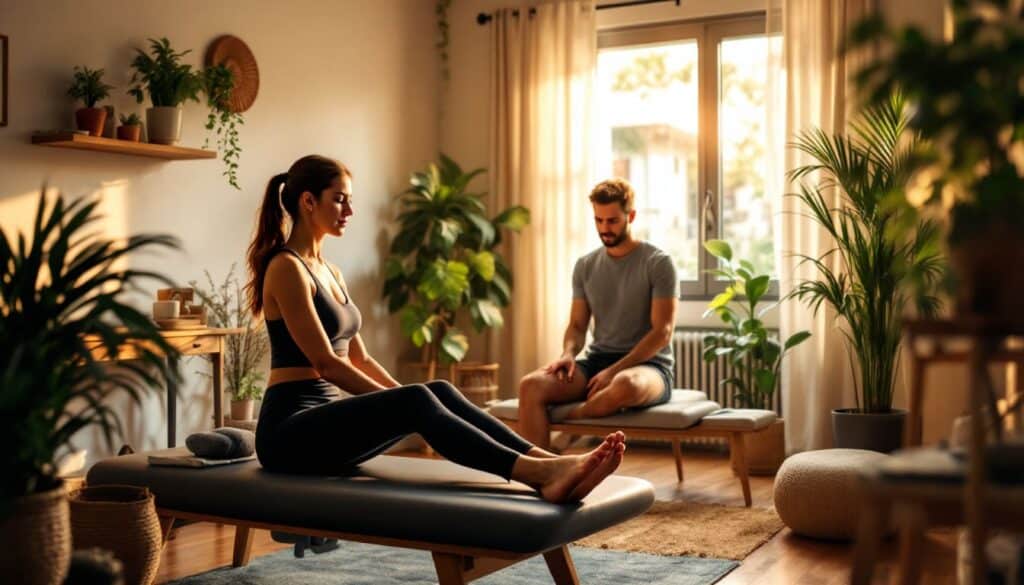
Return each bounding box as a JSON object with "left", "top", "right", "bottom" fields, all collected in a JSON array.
[
  {"left": 773, "top": 448, "right": 889, "bottom": 540},
  {"left": 87, "top": 448, "right": 655, "bottom": 554}
]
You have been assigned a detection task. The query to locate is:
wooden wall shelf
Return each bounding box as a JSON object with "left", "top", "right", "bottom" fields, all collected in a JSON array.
[{"left": 31, "top": 132, "right": 216, "bottom": 160}]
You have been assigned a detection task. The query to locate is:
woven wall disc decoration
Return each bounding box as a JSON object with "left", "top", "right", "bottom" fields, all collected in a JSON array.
[{"left": 205, "top": 35, "right": 259, "bottom": 113}]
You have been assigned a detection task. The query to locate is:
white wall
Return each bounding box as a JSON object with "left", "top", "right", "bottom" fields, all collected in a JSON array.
[{"left": 0, "top": 0, "right": 439, "bottom": 464}]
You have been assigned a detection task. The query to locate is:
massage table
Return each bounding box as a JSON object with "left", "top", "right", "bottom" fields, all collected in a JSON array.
[
  {"left": 488, "top": 390, "right": 779, "bottom": 507},
  {"left": 87, "top": 449, "right": 654, "bottom": 584}
]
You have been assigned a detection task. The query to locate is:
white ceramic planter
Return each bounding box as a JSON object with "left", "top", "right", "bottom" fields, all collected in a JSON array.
[{"left": 146, "top": 106, "right": 182, "bottom": 145}]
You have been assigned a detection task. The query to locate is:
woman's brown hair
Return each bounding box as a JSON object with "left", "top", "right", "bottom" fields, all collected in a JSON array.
[{"left": 245, "top": 155, "right": 351, "bottom": 316}]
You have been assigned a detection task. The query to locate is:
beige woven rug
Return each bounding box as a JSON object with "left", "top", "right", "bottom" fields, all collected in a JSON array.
[{"left": 575, "top": 501, "right": 783, "bottom": 560}]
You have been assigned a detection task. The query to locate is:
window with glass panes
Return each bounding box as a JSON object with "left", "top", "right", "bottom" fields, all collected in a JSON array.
[{"left": 595, "top": 14, "right": 780, "bottom": 298}]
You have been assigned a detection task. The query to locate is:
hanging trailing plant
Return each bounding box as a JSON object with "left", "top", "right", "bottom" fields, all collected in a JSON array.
[
  {"left": 436, "top": 0, "right": 452, "bottom": 82},
  {"left": 203, "top": 64, "right": 243, "bottom": 190}
]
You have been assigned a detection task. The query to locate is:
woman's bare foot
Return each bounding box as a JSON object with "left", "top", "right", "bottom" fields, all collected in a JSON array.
[
  {"left": 527, "top": 431, "right": 623, "bottom": 459},
  {"left": 536, "top": 448, "right": 608, "bottom": 504},
  {"left": 567, "top": 440, "right": 626, "bottom": 502}
]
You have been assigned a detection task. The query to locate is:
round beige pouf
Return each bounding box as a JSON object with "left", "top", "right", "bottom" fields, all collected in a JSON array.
[{"left": 773, "top": 448, "right": 889, "bottom": 540}]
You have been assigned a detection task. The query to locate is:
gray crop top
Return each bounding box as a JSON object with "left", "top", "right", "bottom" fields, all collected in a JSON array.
[{"left": 266, "top": 247, "right": 362, "bottom": 368}]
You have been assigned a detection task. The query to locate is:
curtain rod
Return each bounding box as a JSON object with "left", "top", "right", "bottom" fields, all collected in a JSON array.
[{"left": 476, "top": 0, "right": 681, "bottom": 25}]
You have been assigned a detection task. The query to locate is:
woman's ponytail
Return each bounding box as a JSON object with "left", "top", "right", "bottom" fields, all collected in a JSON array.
[
  {"left": 245, "top": 156, "right": 351, "bottom": 316},
  {"left": 245, "top": 173, "right": 289, "bottom": 315}
]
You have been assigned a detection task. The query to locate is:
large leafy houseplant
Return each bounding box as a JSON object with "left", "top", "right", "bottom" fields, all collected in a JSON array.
[
  {"left": 789, "top": 94, "right": 943, "bottom": 415},
  {"left": 382, "top": 155, "right": 530, "bottom": 378},
  {"left": 849, "top": 0, "right": 1024, "bottom": 321},
  {"left": 0, "top": 190, "right": 181, "bottom": 503},
  {"left": 702, "top": 240, "right": 810, "bottom": 410},
  {"left": 190, "top": 264, "right": 268, "bottom": 404}
]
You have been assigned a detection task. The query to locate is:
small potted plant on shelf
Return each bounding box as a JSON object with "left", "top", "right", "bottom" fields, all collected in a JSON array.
[
  {"left": 191, "top": 264, "right": 268, "bottom": 423},
  {"left": 67, "top": 65, "right": 114, "bottom": 137},
  {"left": 382, "top": 154, "right": 529, "bottom": 404},
  {"left": 702, "top": 240, "right": 810, "bottom": 473},
  {"left": 0, "top": 187, "right": 181, "bottom": 584},
  {"left": 128, "top": 37, "right": 203, "bottom": 146},
  {"left": 116, "top": 112, "right": 142, "bottom": 142}
]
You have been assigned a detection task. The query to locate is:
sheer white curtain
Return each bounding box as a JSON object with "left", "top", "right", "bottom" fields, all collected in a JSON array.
[
  {"left": 489, "top": 1, "right": 596, "bottom": 397},
  {"left": 769, "top": 0, "right": 878, "bottom": 452}
]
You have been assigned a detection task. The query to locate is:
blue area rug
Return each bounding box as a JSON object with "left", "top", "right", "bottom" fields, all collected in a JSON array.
[{"left": 168, "top": 540, "right": 738, "bottom": 585}]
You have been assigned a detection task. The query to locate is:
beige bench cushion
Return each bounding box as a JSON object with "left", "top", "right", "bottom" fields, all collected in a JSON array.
[
  {"left": 488, "top": 390, "right": 721, "bottom": 430},
  {"left": 696, "top": 408, "right": 778, "bottom": 431}
]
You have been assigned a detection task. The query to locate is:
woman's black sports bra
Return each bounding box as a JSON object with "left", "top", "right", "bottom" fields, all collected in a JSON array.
[{"left": 265, "top": 247, "right": 362, "bottom": 368}]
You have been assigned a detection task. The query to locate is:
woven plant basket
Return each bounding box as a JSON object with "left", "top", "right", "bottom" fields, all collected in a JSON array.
[
  {"left": 70, "top": 485, "right": 163, "bottom": 585},
  {"left": 0, "top": 483, "right": 71, "bottom": 585}
]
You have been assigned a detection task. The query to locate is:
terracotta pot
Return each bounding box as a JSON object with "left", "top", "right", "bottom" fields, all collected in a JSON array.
[
  {"left": 732, "top": 418, "right": 786, "bottom": 476},
  {"left": 231, "top": 398, "right": 255, "bottom": 421},
  {"left": 70, "top": 485, "right": 163, "bottom": 585},
  {"left": 0, "top": 483, "right": 71, "bottom": 585},
  {"left": 75, "top": 107, "right": 107, "bottom": 137},
  {"left": 948, "top": 223, "right": 1024, "bottom": 325},
  {"left": 116, "top": 125, "right": 141, "bottom": 142},
  {"left": 146, "top": 106, "right": 182, "bottom": 145}
]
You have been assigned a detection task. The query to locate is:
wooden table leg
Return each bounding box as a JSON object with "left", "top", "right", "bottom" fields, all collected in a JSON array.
[
  {"left": 907, "top": 352, "right": 925, "bottom": 447},
  {"left": 212, "top": 346, "right": 224, "bottom": 429},
  {"left": 671, "top": 439, "right": 684, "bottom": 483},
  {"left": 731, "top": 432, "right": 752, "bottom": 507},
  {"left": 897, "top": 503, "right": 927, "bottom": 585},
  {"left": 167, "top": 357, "right": 178, "bottom": 447},
  {"left": 432, "top": 552, "right": 468, "bottom": 585},
  {"left": 543, "top": 545, "right": 581, "bottom": 585},
  {"left": 850, "top": 488, "right": 889, "bottom": 585},
  {"left": 232, "top": 525, "right": 254, "bottom": 567},
  {"left": 966, "top": 341, "right": 989, "bottom": 585}
]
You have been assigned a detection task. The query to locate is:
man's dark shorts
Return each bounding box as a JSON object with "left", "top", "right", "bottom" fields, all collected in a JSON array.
[{"left": 573, "top": 351, "right": 674, "bottom": 408}]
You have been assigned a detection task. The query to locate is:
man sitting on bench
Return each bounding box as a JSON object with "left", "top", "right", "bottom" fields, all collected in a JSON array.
[{"left": 517, "top": 178, "right": 678, "bottom": 450}]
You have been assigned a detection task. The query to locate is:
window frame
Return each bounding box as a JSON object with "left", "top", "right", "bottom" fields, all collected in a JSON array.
[{"left": 597, "top": 12, "right": 777, "bottom": 300}]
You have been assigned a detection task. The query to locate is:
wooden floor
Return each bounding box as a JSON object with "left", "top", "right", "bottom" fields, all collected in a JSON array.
[{"left": 154, "top": 444, "right": 958, "bottom": 584}]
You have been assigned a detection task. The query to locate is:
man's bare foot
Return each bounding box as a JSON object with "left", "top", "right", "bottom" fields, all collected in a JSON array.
[{"left": 566, "top": 441, "right": 626, "bottom": 502}]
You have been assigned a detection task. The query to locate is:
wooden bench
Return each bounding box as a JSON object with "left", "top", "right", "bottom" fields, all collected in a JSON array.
[{"left": 488, "top": 390, "right": 778, "bottom": 507}]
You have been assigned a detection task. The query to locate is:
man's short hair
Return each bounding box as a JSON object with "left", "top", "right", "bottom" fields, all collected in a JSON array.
[{"left": 589, "top": 178, "right": 635, "bottom": 213}]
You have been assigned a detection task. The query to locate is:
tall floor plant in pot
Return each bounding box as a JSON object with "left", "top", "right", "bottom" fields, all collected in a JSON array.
[
  {"left": 789, "top": 94, "right": 943, "bottom": 452},
  {"left": 0, "top": 189, "right": 180, "bottom": 584},
  {"left": 382, "top": 154, "right": 529, "bottom": 395}
]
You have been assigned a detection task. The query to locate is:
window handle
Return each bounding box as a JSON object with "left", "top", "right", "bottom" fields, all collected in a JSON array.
[{"left": 703, "top": 189, "right": 717, "bottom": 240}]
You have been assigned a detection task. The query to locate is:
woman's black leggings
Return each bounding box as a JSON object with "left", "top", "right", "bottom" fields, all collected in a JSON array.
[{"left": 255, "top": 379, "right": 535, "bottom": 479}]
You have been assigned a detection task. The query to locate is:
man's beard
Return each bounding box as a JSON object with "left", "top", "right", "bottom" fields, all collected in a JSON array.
[{"left": 600, "top": 227, "right": 628, "bottom": 248}]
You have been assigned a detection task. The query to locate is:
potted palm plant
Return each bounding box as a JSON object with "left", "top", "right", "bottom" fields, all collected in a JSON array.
[
  {"left": 0, "top": 188, "right": 180, "bottom": 584},
  {"left": 702, "top": 240, "right": 810, "bottom": 472},
  {"left": 382, "top": 154, "right": 529, "bottom": 400},
  {"left": 191, "top": 264, "right": 268, "bottom": 422},
  {"left": 67, "top": 66, "right": 113, "bottom": 137},
  {"left": 849, "top": 0, "right": 1024, "bottom": 325},
  {"left": 789, "top": 94, "right": 944, "bottom": 452}
]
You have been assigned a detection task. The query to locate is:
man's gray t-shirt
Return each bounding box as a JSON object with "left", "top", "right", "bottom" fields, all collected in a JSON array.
[{"left": 571, "top": 241, "right": 678, "bottom": 368}]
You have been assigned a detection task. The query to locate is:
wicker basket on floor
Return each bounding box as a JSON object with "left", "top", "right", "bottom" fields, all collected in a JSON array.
[
  {"left": 455, "top": 362, "right": 499, "bottom": 407},
  {"left": 70, "top": 485, "right": 163, "bottom": 585}
]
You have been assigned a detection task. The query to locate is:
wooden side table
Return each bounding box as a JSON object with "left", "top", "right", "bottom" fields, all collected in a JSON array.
[
  {"left": 84, "top": 327, "right": 244, "bottom": 447},
  {"left": 890, "top": 320, "right": 1024, "bottom": 584}
]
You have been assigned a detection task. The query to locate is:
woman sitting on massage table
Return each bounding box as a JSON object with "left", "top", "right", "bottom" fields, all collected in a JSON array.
[{"left": 246, "top": 154, "right": 625, "bottom": 503}]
